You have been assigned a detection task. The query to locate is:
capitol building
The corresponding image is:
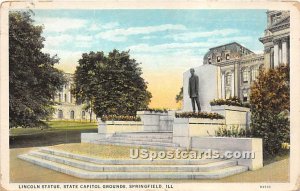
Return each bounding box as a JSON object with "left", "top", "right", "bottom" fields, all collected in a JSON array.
[
  {"left": 202, "top": 10, "right": 289, "bottom": 103},
  {"left": 182, "top": 10, "right": 289, "bottom": 112},
  {"left": 53, "top": 10, "right": 290, "bottom": 120},
  {"left": 52, "top": 73, "right": 97, "bottom": 121}
]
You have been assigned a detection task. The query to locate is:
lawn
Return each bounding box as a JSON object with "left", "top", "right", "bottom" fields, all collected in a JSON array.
[
  {"left": 9, "top": 121, "right": 97, "bottom": 148},
  {"left": 51, "top": 143, "right": 139, "bottom": 159},
  {"left": 10, "top": 121, "right": 97, "bottom": 136}
]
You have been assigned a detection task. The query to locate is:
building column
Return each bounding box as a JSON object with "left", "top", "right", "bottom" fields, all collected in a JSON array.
[
  {"left": 68, "top": 92, "right": 71, "bottom": 103},
  {"left": 234, "top": 62, "right": 239, "bottom": 98},
  {"left": 282, "top": 37, "right": 288, "bottom": 65},
  {"left": 221, "top": 72, "right": 225, "bottom": 99},
  {"left": 279, "top": 45, "right": 282, "bottom": 64},
  {"left": 217, "top": 66, "right": 222, "bottom": 99},
  {"left": 274, "top": 42, "right": 279, "bottom": 68},
  {"left": 231, "top": 70, "right": 235, "bottom": 97}
]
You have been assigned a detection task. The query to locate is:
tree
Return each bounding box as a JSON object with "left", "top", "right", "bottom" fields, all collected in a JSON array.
[
  {"left": 72, "top": 50, "right": 152, "bottom": 118},
  {"left": 9, "top": 11, "right": 66, "bottom": 128},
  {"left": 71, "top": 51, "right": 104, "bottom": 122},
  {"left": 175, "top": 87, "right": 183, "bottom": 103},
  {"left": 250, "top": 64, "right": 289, "bottom": 157},
  {"left": 175, "top": 87, "right": 183, "bottom": 109}
]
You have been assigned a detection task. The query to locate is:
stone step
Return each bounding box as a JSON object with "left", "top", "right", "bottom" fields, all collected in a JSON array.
[
  {"left": 39, "top": 148, "right": 221, "bottom": 165},
  {"left": 111, "top": 136, "right": 173, "bottom": 143},
  {"left": 102, "top": 138, "right": 179, "bottom": 147},
  {"left": 113, "top": 132, "right": 173, "bottom": 139},
  {"left": 93, "top": 139, "right": 181, "bottom": 149},
  {"left": 18, "top": 154, "right": 248, "bottom": 179},
  {"left": 91, "top": 140, "right": 186, "bottom": 150},
  {"left": 29, "top": 151, "right": 237, "bottom": 172}
]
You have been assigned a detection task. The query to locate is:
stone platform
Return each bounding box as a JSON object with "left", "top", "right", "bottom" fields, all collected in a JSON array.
[
  {"left": 82, "top": 132, "right": 186, "bottom": 150},
  {"left": 18, "top": 148, "right": 248, "bottom": 179}
]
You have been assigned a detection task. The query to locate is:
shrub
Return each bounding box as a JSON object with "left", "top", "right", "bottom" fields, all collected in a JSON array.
[
  {"left": 210, "top": 97, "right": 250, "bottom": 108},
  {"left": 175, "top": 112, "right": 224, "bottom": 119},
  {"left": 101, "top": 115, "right": 141, "bottom": 122},
  {"left": 140, "top": 108, "right": 168, "bottom": 113},
  {"left": 250, "top": 65, "right": 290, "bottom": 157},
  {"left": 215, "top": 125, "right": 251, "bottom": 137}
]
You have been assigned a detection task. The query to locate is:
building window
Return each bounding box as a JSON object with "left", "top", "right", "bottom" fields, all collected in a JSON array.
[
  {"left": 242, "top": 47, "right": 245, "bottom": 54},
  {"left": 70, "top": 110, "right": 75, "bottom": 119},
  {"left": 243, "top": 91, "right": 248, "bottom": 102},
  {"left": 82, "top": 111, "right": 86, "bottom": 119},
  {"left": 242, "top": 69, "right": 249, "bottom": 83},
  {"left": 65, "top": 94, "right": 67, "bottom": 102},
  {"left": 225, "top": 73, "right": 232, "bottom": 86},
  {"left": 58, "top": 110, "right": 63, "bottom": 119},
  {"left": 58, "top": 93, "right": 62, "bottom": 102},
  {"left": 226, "top": 53, "right": 230, "bottom": 60},
  {"left": 251, "top": 66, "right": 259, "bottom": 81},
  {"left": 217, "top": 56, "right": 221, "bottom": 62},
  {"left": 208, "top": 57, "right": 212, "bottom": 64}
]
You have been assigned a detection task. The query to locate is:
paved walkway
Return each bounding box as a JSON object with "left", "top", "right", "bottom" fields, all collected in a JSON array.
[{"left": 9, "top": 147, "right": 289, "bottom": 183}]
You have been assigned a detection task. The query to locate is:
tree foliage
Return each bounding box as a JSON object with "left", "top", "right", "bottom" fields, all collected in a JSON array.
[
  {"left": 9, "top": 11, "right": 66, "bottom": 128},
  {"left": 175, "top": 87, "right": 183, "bottom": 103},
  {"left": 72, "top": 50, "right": 152, "bottom": 117},
  {"left": 250, "top": 65, "right": 290, "bottom": 157}
]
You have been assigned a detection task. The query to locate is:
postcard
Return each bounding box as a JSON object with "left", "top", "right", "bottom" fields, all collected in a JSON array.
[{"left": 1, "top": 1, "right": 300, "bottom": 191}]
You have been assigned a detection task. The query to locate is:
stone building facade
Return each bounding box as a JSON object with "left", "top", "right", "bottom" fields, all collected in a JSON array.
[
  {"left": 203, "top": 42, "right": 264, "bottom": 102},
  {"left": 183, "top": 10, "right": 290, "bottom": 111},
  {"left": 259, "top": 10, "right": 290, "bottom": 69},
  {"left": 201, "top": 10, "right": 289, "bottom": 103},
  {"left": 52, "top": 73, "right": 97, "bottom": 121}
]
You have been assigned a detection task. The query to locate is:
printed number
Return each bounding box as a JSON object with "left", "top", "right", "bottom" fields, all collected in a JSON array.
[{"left": 260, "top": 185, "right": 271, "bottom": 189}]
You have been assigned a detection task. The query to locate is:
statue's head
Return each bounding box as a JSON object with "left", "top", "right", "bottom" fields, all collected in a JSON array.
[{"left": 190, "top": 68, "right": 195, "bottom": 76}]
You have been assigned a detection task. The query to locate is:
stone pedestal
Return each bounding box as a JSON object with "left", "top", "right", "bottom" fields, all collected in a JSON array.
[
  {"left": 137, "top": 111, "right": 168, "bottom": 132},
  {"left": 98, "top": 119, "right": 143, "bottom": 134},
  {"left": 173, "top": 118, "right": 225, "bottom": 148},
  {"left": 211, "top": 105, "right": 250, "bottom": 129},
  {"left": 191, "top": 137, "right": 263, "bottom": 170},
  {"left": 159, "top": 115, "right": 174, "bottom": 131}
]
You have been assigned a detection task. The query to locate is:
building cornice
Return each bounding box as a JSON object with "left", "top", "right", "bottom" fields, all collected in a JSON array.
[
  {"left": 269, "top": 22, "right": 289, "bottom": 33},
  {"left": 259, "top": 35, "right": 273, "bottom": 44}
]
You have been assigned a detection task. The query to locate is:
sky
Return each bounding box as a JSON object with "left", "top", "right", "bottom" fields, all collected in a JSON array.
[{"left": 29, "top": 9, "right": 267, "bottom": 109}]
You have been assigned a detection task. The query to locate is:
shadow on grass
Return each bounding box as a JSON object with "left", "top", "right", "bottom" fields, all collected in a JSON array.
[{"left": 10, "top": 129, "right": 97, "bottom": 149}]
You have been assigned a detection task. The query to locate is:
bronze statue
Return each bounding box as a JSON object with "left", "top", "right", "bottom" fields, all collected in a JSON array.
[{"left": 188, "top": 68, "right": 201, "bottom": 112}]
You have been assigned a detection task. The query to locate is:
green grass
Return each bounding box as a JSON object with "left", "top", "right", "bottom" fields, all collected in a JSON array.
[
  {"left": 10, "top": 120, "right": 97, "bottom": 136},
  {"left": 52, "top": 143, "right": 138, "bottom": 159},
  {"left": 51, "top": 143, "right": 162, "bottom": 159}
]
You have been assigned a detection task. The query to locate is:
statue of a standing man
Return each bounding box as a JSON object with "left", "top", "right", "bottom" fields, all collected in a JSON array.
[{"left": 188, "top": 68, "right": 201, "bottom": 113}]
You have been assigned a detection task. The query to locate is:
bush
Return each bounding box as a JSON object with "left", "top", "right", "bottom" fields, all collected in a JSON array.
[
  {"left": 210, "top": 97, "right": 250, "bottom": 108},
  {"left": 101, "top": 115, "right": 141, "bottom": 122},
  {"left": 175, "top": 112, "right": 224, "bottom": 119},
  {"left": 250, "top": 65, "right": 289, "bottom": 157},
  {"left": 140, "top": 108, "right": 168, "bottom": 113},
  {"left": 215, "top": 125, "right": 251, "bottom": 137}
]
